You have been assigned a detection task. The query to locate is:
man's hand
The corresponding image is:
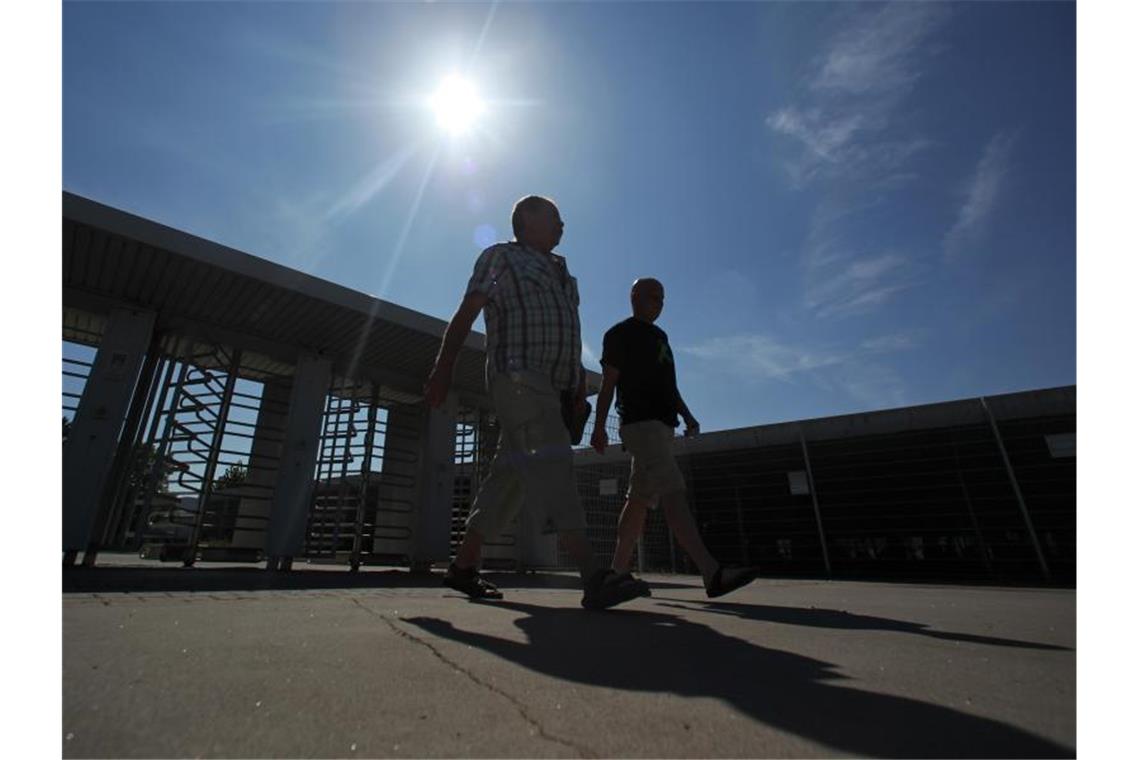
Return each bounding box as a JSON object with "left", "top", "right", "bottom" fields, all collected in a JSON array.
[
  {"left": 423, "top": 364, "right": 452, "bottom": 408},
  {"left": 684, "top": 416, "right": 701, "bottom": 437},
  {"left": 591, "top": 426, "right": 608, "bottom": 455}
]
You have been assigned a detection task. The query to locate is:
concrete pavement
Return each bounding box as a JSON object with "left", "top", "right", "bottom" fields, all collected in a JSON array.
[{"left": 63, "top": 562, "right": 1075, "bottom": 758}]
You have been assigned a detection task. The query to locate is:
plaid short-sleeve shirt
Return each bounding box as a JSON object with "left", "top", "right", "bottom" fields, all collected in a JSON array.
[{"left": 465, "top": 242, "right": 582, "bottom": 392}]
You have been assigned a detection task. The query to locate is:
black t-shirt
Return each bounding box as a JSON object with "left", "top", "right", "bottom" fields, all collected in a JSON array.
[{"left": 600, "top": 317, "right": 679, "bottom": 428}]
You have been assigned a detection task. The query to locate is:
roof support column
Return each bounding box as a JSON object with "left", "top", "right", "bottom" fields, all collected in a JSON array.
[
  {"left": 410, "top": 393, "right": 459, "bottom": 569},
  {"left": 265, "top": 353, "right": 331, "bottom": 568},
  {"left": 231, "top": 379, "right": 291, "bottom": 550},
  {"left": 63, "top": 307, "right": 157, "bottom": 560}
]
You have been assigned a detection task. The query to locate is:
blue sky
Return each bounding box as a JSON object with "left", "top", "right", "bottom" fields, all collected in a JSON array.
[{"left": 62, "top": 1, "right": 1075, "bottom": 434}]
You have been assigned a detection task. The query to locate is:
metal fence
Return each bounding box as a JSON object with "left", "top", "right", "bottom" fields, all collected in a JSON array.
[
  {"left": 569, "top": 408, "right": 1076, "bottom": 586},
  {"left": 302, "top": 382, "right": 424, "bottom": 569}
]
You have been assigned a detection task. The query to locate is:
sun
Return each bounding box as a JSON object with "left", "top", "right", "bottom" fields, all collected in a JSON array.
[{"left": 429, "top": 75, "right": 486, "bottom": 136}]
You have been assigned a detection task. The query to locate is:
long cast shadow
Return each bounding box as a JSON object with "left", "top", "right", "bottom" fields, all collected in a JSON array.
[
  {"left": 402, "top": 601, "right": 1073, "bottom": 758},
  {"left": 651, "top": 598, "right": 1072, "bottom": 652}
]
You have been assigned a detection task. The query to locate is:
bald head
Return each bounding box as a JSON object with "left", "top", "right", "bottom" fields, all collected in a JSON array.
[{"left": 630, "top": 278, "right": 664, "bottom": 323}]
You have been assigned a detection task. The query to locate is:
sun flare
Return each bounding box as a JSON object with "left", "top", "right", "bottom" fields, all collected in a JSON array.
[{"left": 430, "top": 76, "right": 485, "bottom": 136}]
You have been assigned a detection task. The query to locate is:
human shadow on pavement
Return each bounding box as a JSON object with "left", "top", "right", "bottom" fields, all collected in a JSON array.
[
  {"left": 401, "top": 601, "right": 1073, "bottom": 758},
  {"left": 651, "top": 598, "right": 1073, "bottom": 652}
]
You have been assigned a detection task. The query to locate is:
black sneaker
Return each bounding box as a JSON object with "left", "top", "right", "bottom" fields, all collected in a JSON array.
[
  {"left": 612, "top": 571, "right": 652, "bottom": 597},
  {"left": 581, "top": 569, "right": 645, "bottom": 610},
  {"left": 705, "top": 565, "right": 759, "bottom": 599},
  {"left": 443, "top": 563, "right": 503, "bottom": 600}
]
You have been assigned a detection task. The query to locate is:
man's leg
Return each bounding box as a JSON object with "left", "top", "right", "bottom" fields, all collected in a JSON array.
[
  {"left": 660, "top": 490, "right": 719, "bottom": 585},
  {"left": 452, "top": 528, "right": 485, "bottom": 570},
  {"left": 611, "top": 497, "right": 652, "bottom": 573},
  {"left": 444, "top": 431, "right": 523, "bottom": 600},
  {"left": 559, "top": 528, "right": 601, "bottom": 583},
  {"left": 661, "top": 490, "right": 760, "bottom": 598}
]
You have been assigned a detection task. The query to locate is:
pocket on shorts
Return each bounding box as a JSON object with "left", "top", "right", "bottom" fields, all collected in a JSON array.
[{"left": 492, "top": 374, "right": 558, "bottom": 453}]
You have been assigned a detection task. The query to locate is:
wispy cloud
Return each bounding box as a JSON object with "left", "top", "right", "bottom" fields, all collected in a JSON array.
[
  {"left": 860, "top": 330, "right": 924, "bottom": 353},
  {"left": 805, "top": 251, "right": 914, "bottom": 318},
  {"left": 812, "top": 3, "right": 950, "bottom": 98},
  {"left": 680, "top": 330, "right": 919, "bottom": 410},
  {"left": 767, "top": 4, "right": 948, "bottom": 189},
  {"left": 944, "top": 131, "right": 1017, "bottom": 258},
  {"left": 767, "top": 4, "right": 951, "bottom": 319},
  {"left": 681, "top": 335, "right": 845, "bottom": 381},
  {"left": 827, "top": 360, "right": 910, "bottom": 410}
]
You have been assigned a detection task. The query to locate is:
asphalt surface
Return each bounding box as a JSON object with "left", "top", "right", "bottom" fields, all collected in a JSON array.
[{"left": 63, "top": 560, "right": 1075, "bottom": 758}]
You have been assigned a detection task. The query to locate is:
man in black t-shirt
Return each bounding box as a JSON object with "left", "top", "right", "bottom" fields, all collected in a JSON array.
[{"left": 591, "top": 278, "right": 758, "bottom": 599}]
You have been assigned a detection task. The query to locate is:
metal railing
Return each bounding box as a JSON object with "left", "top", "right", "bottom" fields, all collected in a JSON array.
[
  {"left": 303, "top": 381, "right": 421, "bottom": 569},
  {"left": 570, "top": 413, "right": 1076, "bottom": 585}
]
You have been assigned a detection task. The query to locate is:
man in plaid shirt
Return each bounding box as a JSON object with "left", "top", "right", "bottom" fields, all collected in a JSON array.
[{"left": 425, "top": 195, "right": 645, "bottom": 610}]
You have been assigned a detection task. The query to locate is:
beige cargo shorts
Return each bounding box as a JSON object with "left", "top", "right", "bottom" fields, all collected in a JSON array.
[
  {"left": 465, "top": 370, "right": 587, "bottom": 537},
  {"left": 619, "top": 419, "right": 686, "bottom": 501}
]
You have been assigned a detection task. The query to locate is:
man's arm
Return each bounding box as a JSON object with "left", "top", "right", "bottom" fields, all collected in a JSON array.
[
  {"left": 424, "top": 291, "right": 489, "bottom": 407},
  {"left": 675, "top": 388, "right": 700, "bottom": 437},
  {"left": 590, "top": 364, "right": 620, "bottom": 454}
]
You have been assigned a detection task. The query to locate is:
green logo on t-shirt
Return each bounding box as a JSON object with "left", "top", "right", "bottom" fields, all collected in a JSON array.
[{"left": 658, "top": 339, "right": 673, "bottom": 365}]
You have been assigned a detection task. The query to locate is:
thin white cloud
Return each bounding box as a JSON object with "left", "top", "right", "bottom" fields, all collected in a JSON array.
[
  {"left": 944, "top": 132, "right": 1017, "bottom": 257},
  {"left": 766, "top": 107, "right": 865, "bottom": 164},
  {"left": 828, "top": 360, "right": 910, "bottom": 409},
  {"left": 802, "top": 219, "right": 917, "bottom": 318},
  {"left": 767, "top": 4, "right": 947, "bottom": 188},
  {"left": 806, "top": 252, "right": 911, "bottom": 318},
  {"left": 812, "top": 3, "right": 950, "bottom": 98},
  {"left": 681, "top": 329, "right": 922, "bottom": 408},
  {"left": 681, "top": 335, "right": 844, "bottom": 381},
  {"left": 766, "top": 4, "right": 950, "bottom": 320},
  {"left": 860, "top": 330, "right": 924, "bottom": 353}
]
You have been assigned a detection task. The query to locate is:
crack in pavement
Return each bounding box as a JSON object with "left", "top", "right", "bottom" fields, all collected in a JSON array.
[{"left": 349, "top": 597, "right": 595, "bottom": 758}]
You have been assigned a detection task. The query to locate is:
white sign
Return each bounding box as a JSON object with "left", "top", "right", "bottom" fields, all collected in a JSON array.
[
  {"left": 787, "top": 470, "right": 810, "bottom": 495},
  {"left": 1045, "top": 433, "right": 1075, "bottom": 459}
]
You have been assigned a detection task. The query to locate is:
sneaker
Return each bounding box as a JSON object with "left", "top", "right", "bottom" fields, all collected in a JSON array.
[
  {"left": 705, "top": 565, "right": 759, "bottom": 599},
  {"left": 612, "top": 571, "right": 652, "bottom": 597},
  {"left": 443, "top": 563, "right": 503, "bottom": 600},
  {"left": 581, "top": 568, "right": 645, "bottom": 610}
]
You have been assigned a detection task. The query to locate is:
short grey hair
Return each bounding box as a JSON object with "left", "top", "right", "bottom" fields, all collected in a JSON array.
[{"left": 511, "top": 195, "right": 555, "bottom": 238}]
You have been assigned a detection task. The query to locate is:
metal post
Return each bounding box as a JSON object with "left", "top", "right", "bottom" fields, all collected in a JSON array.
[
  {"left": 799, "top": 428, "right": 832, "bottom": 578},
  {"left": 333, "top": 389, "right": 355, "bottom": 558},
  {"left": 135, "top": 344, "right": 190, "bottom": 550},
  {"left": 117, "top": 347, "right": 173, "bottom": 547},
  {"left": 131, "top": 339, "right": 184, "bottom": 546},
  {"left": 185, "top": 348, "right": 243, "bottom": 565},
  {"left": 90, "top": 332, "right": 166, "bottom": 557},
  {"left": 980, "top": 396, "right": 1051, "bottom": 581},
  {"left": 951, "top": 438, "right": 995, "bottom": 578},
  {"left": 314, "top": 391, "right": 338, "bottom": 557},
  {"left": 351, "top": 385, "right": 379, "bottom": 571}
]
